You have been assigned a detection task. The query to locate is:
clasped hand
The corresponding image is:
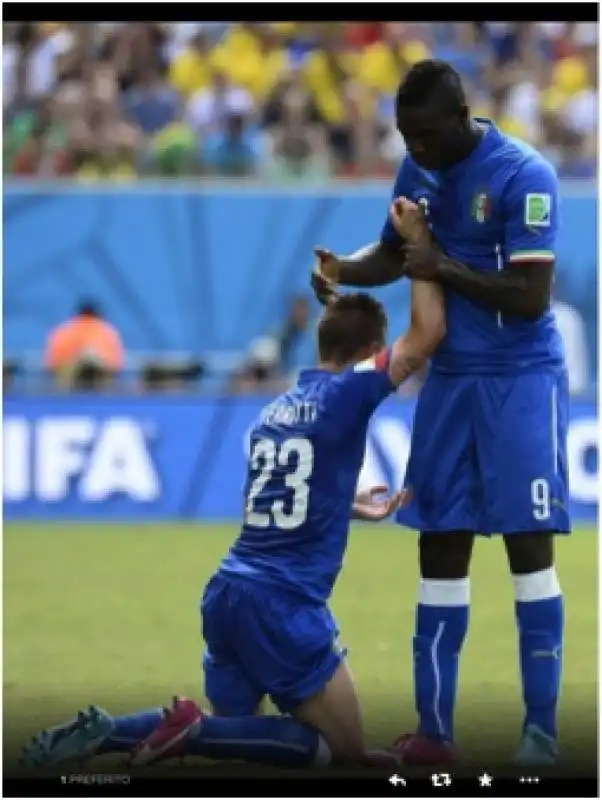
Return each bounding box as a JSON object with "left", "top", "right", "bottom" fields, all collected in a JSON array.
[{"left": 388, "top": 197, "right": 441, "bottom": 282}]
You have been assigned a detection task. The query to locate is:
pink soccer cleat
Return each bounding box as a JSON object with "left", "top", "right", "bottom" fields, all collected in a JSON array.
[
  {"left": 129, "top": 696, "right": 204, "bottom": 766},
  {"left": 391, "top": 732, "right": 457, "bottom": 766}
]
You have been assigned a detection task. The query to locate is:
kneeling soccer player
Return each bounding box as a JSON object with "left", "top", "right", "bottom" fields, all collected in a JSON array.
[{"left": 22, "top": 282, "right": 445, "bottom": 770}]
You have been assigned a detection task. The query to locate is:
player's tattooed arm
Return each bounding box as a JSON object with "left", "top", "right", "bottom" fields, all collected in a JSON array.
[
  {"left": 403, "top": 241, "right": 554, "bottom": 320},
  {"left": 388, "top": 280, "right": 446, "bottom": 387}
]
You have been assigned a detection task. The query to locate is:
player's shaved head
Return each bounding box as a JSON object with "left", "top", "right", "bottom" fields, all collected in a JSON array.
[
  {"left": 318, "top": 293, "right": 387, "bottom": 367},
  {"left": 397, "top": 59, "right": 466, "bottom": 114},
  {"left": 395, "top": 59, "right": 474, "bottom": 171}
]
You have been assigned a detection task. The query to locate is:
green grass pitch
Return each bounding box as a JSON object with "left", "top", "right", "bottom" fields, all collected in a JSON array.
[{"left": 4, "top": 523, "right": 597, "bottom": 769}]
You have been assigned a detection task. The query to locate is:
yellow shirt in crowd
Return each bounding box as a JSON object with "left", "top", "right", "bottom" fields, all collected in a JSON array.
[
  {"left": 551, "top": 55, "right": 589, "bottom": 97},
  {"left": 212, "top": 44, "right": 287, "bottom": 102},
  {"left": 304, "top": 49, "right": 360, "bottom": 125},
  {"left": 169, "top": 48, "right": 214, "bottom": 98},
  {"left": 208, "top": 25, "right": 288, "bottom": 101},
  {"left": 357, "top": 40, "right": 431, "bottom": 95}
]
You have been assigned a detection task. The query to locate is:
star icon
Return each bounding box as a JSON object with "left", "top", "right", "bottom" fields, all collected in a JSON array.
[{"left": 479, "top": 773, "right": 493, "bottom": 788}]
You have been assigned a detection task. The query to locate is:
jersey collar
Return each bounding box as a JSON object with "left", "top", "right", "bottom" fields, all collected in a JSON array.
[{"left": 441, "top": 117, "right": 503, "bottom": 180}]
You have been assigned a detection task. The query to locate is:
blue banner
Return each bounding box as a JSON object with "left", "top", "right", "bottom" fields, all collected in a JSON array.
[
  {"left": 4, "top": 184, "right": 598, "bottom": 384},
  {"left": 3, "top": 396, "right": 598, "bottom": 523}
]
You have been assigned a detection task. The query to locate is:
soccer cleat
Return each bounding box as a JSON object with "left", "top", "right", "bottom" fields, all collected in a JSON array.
[
  {"left": 129, "top": 696, "right": 203, "bottom": 767},
  {"left": 390, "top": 732, "right": 456, "bottom": 766},
  {"left": 516, "top": 724, "right": 559, "bottom": 766},
  {"left": 20, "top": 706, "right": 114, "bottom": 768}
]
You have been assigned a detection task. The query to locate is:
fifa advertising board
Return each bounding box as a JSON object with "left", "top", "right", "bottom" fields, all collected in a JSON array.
[{"left": 3, "top": 396, "right": 598, "bottom": 523}]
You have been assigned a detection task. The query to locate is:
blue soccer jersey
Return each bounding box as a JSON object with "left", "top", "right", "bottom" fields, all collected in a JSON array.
[
  {"left": 386, "top": 120, "right": 570, "bottom": 536},
  {"left": 381, "top": 119, "right": 565, "bottom": 375},
  {"left": 219, "top": 354, "right": 394, "bottom": 602}
]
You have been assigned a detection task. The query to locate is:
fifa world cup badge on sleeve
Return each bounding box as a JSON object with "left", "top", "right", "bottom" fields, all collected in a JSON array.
[{"left": 525, "top": 194, "right": 551, "bottom": 227}]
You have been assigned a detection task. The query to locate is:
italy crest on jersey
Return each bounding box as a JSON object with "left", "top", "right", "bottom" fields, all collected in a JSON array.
[{"left": 471, "top": 192, "right": 492, "bottom": 224}]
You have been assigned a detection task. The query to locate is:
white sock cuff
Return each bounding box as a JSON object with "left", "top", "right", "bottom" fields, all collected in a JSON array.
[
  {"left": 419, "top": 578, "right": 470, "bottom": 607},
  {"left": 513, "top": 567, "right": 561, "bottom": 603}
]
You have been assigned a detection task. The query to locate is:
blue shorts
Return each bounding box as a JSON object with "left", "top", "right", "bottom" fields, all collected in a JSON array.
[
  {"left": 397, "top": 368, "right": 571, "bottom": 536},
  {"left": 201, "top": 574, "right": 344, "bottom": 715}
]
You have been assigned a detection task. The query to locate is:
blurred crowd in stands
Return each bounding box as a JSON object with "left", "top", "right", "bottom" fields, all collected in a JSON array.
[
  {"left": 3, "top": 296, "right": 315, "bottom": 396},
  {"left": 4, "top": 21, "right": 598, "bottom": 181}
]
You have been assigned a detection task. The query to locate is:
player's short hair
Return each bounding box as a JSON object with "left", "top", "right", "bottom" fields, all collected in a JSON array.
[
  {"left": 318, "top": 293, "right": 387, "bottom": 365},
  {"left": 396, "top": 59, "right": 466, "bottom": 116}
]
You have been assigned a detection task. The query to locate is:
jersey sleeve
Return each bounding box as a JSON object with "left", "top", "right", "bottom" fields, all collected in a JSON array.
[
  {"left": 380, "top": 156, "right": 415, "bottom": 246},
  {"left": 339, "top": 349, "right": 395, "bottom": 417},
  {"left": 504, "top": 158, "right": 559, "bottom": 266}
]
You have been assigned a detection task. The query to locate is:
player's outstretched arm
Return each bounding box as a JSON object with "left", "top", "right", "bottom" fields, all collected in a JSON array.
[{"left": 388, "top": 279, "right": 446, "bottom": 387}]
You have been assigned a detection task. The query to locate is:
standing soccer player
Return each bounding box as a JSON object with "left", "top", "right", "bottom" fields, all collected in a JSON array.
[
  {"left": 312, "top": 60, "right": 569, "bottom": 767},
  {"left": 22, "top": 287, "right": 445, "bottom": 770}
]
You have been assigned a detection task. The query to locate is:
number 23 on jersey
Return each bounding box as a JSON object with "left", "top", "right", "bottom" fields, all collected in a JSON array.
[{"left": 245, "top": 437, "right": 314, "bottom": 530}]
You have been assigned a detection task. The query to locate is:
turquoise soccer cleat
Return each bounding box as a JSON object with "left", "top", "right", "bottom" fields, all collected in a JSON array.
[
  {"left": 20, "top": 706, "right": 114, "bottom": 768},
  {"left": 516, "top": 723, "right": 559, "bottom": 766}
]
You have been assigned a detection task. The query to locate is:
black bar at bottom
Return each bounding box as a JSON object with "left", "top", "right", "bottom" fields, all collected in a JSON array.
[{"left": 3, "top": 774, "right": 598, "bottom": 798}]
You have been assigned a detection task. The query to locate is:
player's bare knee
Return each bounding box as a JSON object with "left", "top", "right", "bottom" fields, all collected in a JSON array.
[
  {"left": 293, "top": 661, "right": 365, "bottom": 764},
  {"left": 504, "top": 532, "right": 554, "bottom": 575},
  {"left": 419, "top": 532, "right": 474, "bottom": 579}
]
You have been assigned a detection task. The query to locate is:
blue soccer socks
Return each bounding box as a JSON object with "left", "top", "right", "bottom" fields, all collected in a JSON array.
[
  {"left": 513, "top": 567, "right": 563, "bottom": 741},
  {"left": 186, "top": 714, "right": 331, "bottom": 767},
  {"left": 98, "top": 707, "right": 331, "bottom": 767},
  {"left": 413, "top": 578, "right": 470, "bottom": 743},
  {"left": 411, "top": 567, "right": 563, "bottom": 751},
  {"left": 97, "top": 709, "right": 164, "bottom": 754}
]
